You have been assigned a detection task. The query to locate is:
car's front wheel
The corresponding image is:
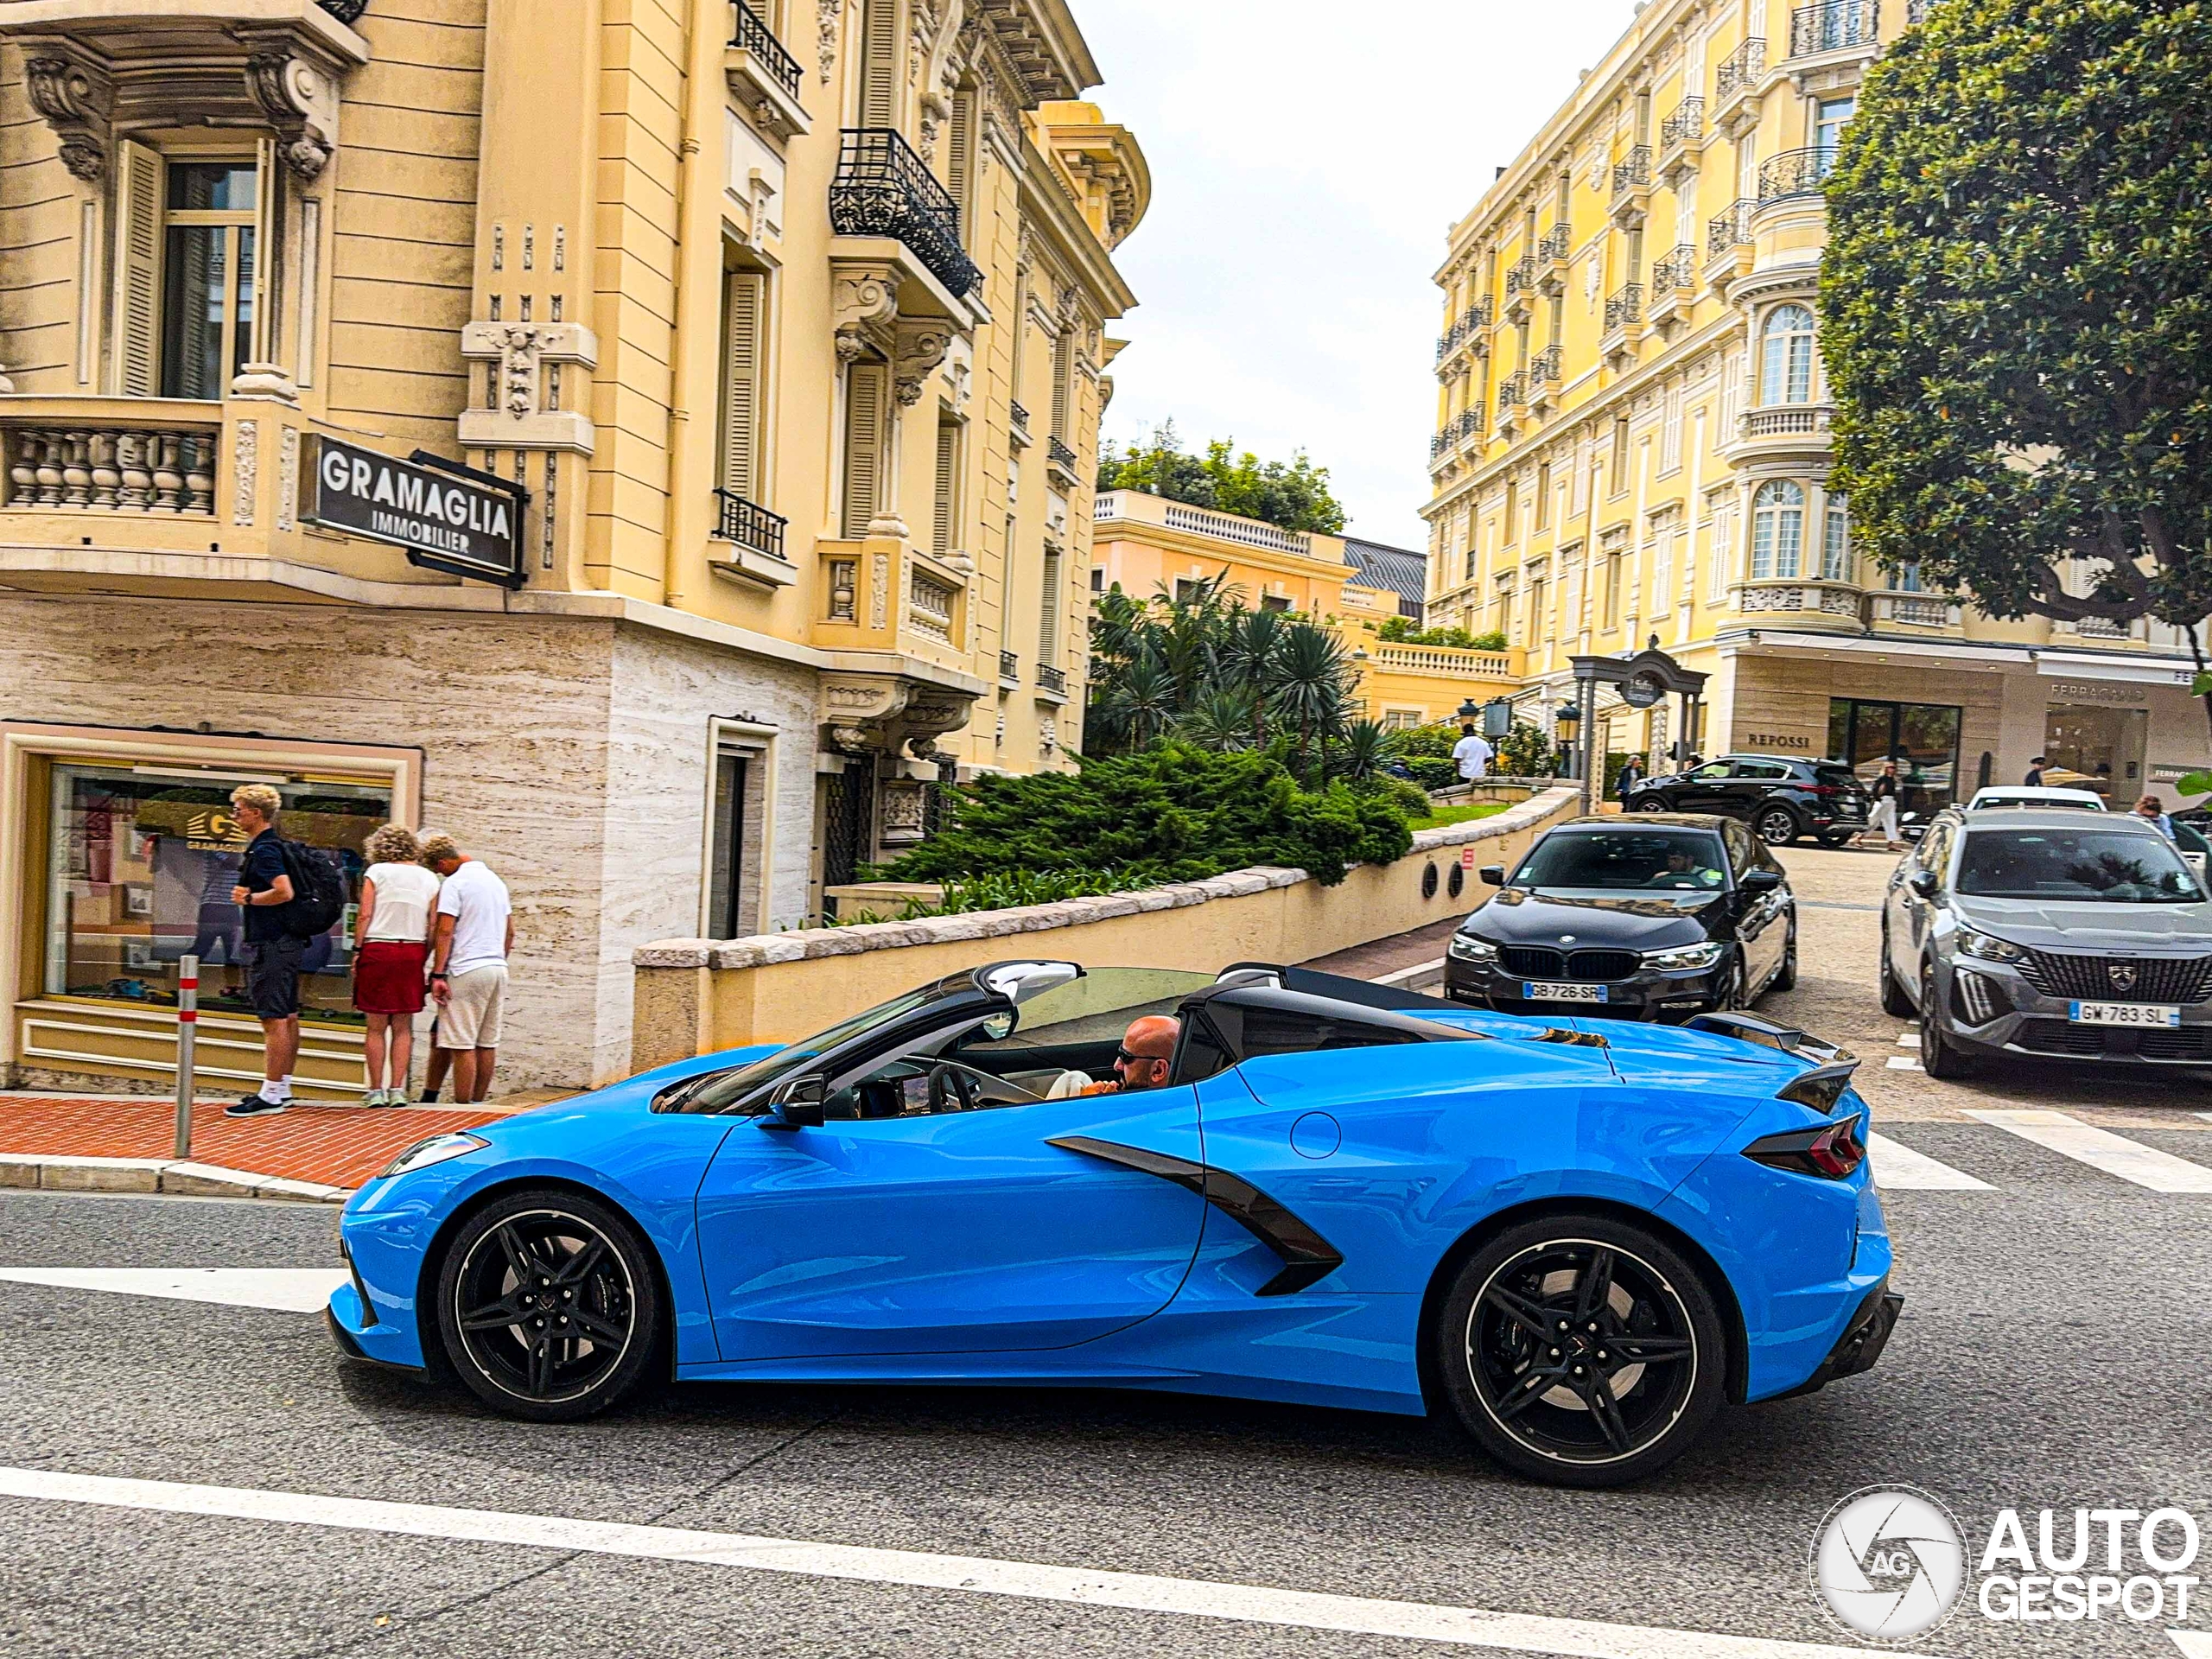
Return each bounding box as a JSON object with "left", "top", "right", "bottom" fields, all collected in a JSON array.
[
  {"left": 1630, "top": 796, "right": 1669, "bottom": 813},
  {"left": 1771, "top": 924, "right": 1798, "bottom": 992},
  {"left": 1438, "top": 1217, "right": 1726, "bottom": 1487},
  {"left": 1918, "top": 968, "right": 1975, "bottom": 1079},
  {"left": 435, "top": 1188, "right": 663, "bottom": 1422},
  {"left": 1878, "top": 928, "right": 1916, "bottom": 1018},
  {"left": 1754, "top": 804, "right": 1802, "bottom": 846}
]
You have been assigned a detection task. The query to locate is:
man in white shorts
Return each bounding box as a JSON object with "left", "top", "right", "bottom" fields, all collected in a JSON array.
[{"left": 420, "top": 833, "right": 513, "bottom": 1103}]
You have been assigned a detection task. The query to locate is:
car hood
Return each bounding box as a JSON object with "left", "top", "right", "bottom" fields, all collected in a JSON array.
[
  {"left": 1463, "top": 887, "right": 1722, "bottom": 949},
  {"left": 1952, "top": 896, "right": 2212, "bottom": 951}
]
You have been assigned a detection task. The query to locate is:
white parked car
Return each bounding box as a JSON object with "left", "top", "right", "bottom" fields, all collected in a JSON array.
[{"left": 1967, "top": 786, "right": 2107, "bottom": 812}]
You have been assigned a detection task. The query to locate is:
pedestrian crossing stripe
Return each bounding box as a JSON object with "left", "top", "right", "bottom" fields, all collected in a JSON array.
[
  {"left": 1962, "top": 1109, "right": 2212, "bottom": 1195},
  {"left": 1865, "top": 1133, "right": 1991, "bottom": 1191}
]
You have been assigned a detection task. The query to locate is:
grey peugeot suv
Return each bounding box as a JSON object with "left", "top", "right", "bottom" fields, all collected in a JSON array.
[{"left": 1880, "top": 806, "right": 2212, "bottom": 1077}]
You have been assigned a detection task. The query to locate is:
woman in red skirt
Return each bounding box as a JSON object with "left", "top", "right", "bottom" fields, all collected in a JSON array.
[{"left": 354, "top": 823, "right": 441, "bottom": 1106}]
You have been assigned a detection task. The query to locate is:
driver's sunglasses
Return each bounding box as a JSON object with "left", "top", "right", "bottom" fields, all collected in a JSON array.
[{"left": 1113, "top": 1046, "right": 1154, "bottom": 1066}]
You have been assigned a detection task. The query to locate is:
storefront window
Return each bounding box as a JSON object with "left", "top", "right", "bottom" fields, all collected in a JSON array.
[
  {"left": 2044, "top": 703, "right": 2147, "bottom": 798},
  {"left": 1827, "top": 698, "right": 1964, "bottom": 816},
  {"left": 44, "top": 765, "right": 390, "bottom": 1023}
]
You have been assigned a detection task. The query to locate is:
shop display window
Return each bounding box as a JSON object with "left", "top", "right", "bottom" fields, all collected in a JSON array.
[
  {"left": 44, "top": 765, "right": 391, "bottom": 1023},
  {"left": 1827, "top": 698, "right": 1963, "bottom": 815}
]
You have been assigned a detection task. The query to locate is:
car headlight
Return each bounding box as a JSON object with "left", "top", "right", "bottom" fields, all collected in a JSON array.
[
  {"left": 1448, "top": 933, "right": 1499, "bottom": 963},
  {"left": 1955, "top": 928, "right": 2027, "bottom": 964},
  {"left": 378, "top": 1132, "right": 488, "bottom": 1180},
  {"left": 1644, "top": 941, "right": 1726, "bottom": 970}
]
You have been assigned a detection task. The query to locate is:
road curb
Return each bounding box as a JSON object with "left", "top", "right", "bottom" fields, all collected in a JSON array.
[{"left": 0, "top": 1154, "right": 349, "bottom": 1204}]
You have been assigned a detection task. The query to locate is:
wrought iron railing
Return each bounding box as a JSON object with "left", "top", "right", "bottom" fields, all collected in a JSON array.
[
  {"left": 1707, "top": 198, "right": 1755, "bottom": 257},
  {"left": 1496, "top": 373, "right": 1526, "bottom": 412},
  {"left": 1649, "top": 245, "right": 1697, "bottom": 291},
  {"left": 3, "top": 423, "right": 218, "bottom": 514},
  {"left": 1603, "top": 284, "right": 1643, "bottom": 332},
  {"left": 1715, "top": 36, "right": 1766, "bottom": 99},
  {"left": 1466, "top": 295, "right": 1494, "bottom": 329},
  {"left": 1611, "top": 145, "right": 1651, "bottom": 198},
  {"left": 1435, "top": 318, "right": 1466, "bottom": 365},
  {"left": 1430, "top": 428, "right": 1452, "bottom": 459},
  {"left": 714, "top": 487, "right": 788, "bottom": 558},
  {"left": 1758, "top": 146, "right": 1835, "bottom": 203},
  {"left": 999, "top": 649, "right": 1020, "bottom": 683},
  {"left": 830, "top": 128, "right": 982, "bottom": 297},
  {"left": 1046, "top": 435, "right": 1078, "bottom": 470},
  {"left": 1529, "top": 344, "right": 1562, "bottom": 384},
  {"left": 1036, "top": 663, "right": 1068, "bottom": 695},
  {"left": 317, "top": 0, "right": 367, "bottom": 22},
  {"left": 731, "top": 0, "right": 803, "bottom": 99},
  {"left": 1790, "top": 0, "right": 1878, "bottom": 56},
  {"left": 1503, "top": 255, "right": 1536, "bottom": 295},
  {"left": 1010, "top": 399, "right": 1029, "bottom": 432},
  {"left": 1539, "top": 223, "right": 1572, "bottom": 260},
  {"left": 1660, "top": 97, "right": 1705, "bottom": 149}
]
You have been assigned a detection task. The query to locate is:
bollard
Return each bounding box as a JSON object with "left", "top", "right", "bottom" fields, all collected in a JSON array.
[{"left": 174, "top": 954, "right": 198, "bottom": 1160}]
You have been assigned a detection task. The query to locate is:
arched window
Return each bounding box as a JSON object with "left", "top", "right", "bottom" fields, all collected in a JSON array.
[
  {"left": 1751, "top": 480, "right": 1805, "bottom": 579},
  {"left": 1759, "top": 304, "right": 1816, "bottom": 405},
  {"left": 1821, "top": 496, "right": 1852, "bottom": 582}
]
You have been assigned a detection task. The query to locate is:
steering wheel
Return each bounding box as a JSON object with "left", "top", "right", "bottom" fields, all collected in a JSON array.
[{"left": 925, "top": 1061, "right": 983, "bottom": 1114}]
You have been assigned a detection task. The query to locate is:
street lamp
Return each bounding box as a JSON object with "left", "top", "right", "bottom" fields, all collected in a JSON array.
[
  {"left": 1553, "top": 700, "right": 1582, "bottom": 782},
  {"left": 1454, "top": 696, "right": 1483, "bottom": 724}
]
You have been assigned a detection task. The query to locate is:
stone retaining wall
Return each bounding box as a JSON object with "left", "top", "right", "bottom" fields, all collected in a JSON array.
[{"left": 629, "top": 786, "right": 1582, "bottom": 1070}]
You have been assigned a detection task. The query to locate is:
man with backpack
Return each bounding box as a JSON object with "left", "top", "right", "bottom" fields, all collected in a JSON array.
[{"left": 220, "top": 783, "right": 346, "bottom": 1117}]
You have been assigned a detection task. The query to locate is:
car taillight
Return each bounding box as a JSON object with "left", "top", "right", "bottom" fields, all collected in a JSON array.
[
  {"left": 1803, "top": 785, "right": 1840, "bottom": 796},
  {"left": 1743, "top": 1117, "right": 1866, "bottom": 1179}
]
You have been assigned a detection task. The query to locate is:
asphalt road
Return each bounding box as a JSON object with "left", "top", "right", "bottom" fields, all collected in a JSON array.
[{"left": 3, "top": 846, "right": 2210, "bottom": 1659}]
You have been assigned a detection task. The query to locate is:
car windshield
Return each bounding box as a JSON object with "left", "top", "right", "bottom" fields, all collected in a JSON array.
[
  {"left": 1955, "top": 829, "right": 2205, "bottom": 903},
  {"left": 1513, "top": 830, "right": 1728, "bottom": 891},
  {"left": 658, "top": 974, "right": 976, "bottom": 1114}
]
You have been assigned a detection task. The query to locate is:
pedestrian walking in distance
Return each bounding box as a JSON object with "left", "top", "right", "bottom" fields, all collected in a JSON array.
[
  {"left": 1860, "top": 758, "right": 1904, "bottom": 851},
  {"left": 224, "top": 785, "right": 300, "bottom": 1117},
  {"left": 2133, "top": 793, "right": 2177, "bottom": 842},
  {"left": 422, "top": 833, "right": 513, "bottom": 1103},
  {"left": 2024, "top": 755, "right": 2047, "bottom": 787},
  {"left": 1452, "top": 723, "right": 1495, "bottom": 784},
  {"left": 354, "top": 824, "right": 440, "bottom": 1107}
]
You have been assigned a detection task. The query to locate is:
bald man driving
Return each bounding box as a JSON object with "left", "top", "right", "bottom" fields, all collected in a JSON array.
[{"left": 1080, "top": 1013, "right": 1179, "bottom": 1094}]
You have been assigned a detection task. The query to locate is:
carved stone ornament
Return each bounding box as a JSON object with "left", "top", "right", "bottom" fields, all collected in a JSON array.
[
  {"left": 25, "top": 57, "right": 111, "bottom": 184},
  {"left": 486, "top": 326, "right": 541, "bottom": 417},
  {"left": 818, "top": 0, "right": 843, "bottom": 84},
  {"left": 244, "top": 54, "right": 335, "bottom": 180},
  {"left": 832, "top": 265, "right": 900, "bottom": 364},
  {"left": 893, "top": 321, "right": 956, "bottom": 407}
]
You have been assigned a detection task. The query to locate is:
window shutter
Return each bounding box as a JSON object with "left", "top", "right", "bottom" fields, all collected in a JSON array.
[
  {"left": 931, "top": 419, "right": 958, "bottom": 555},
  {"left": 1049, "top": 328, "right": 1071, "bottom": 436},
  {"left": 112, "top": 141, "right": 164, "bottom": 396},
  {"left": 719, "top": 270, "right": 765, "bottom": 499},
  {"left": 1037, "top": 545, "right": 1062, "bottom": 661},
  {"left": 841, "top": 360, "right": 887, "bottom": 537},
  {"left": 947, "top": 89, "right": 976, "bottom": 222},
  {"left": 859, "top": 0, "right": 899, "bottom": 129}
]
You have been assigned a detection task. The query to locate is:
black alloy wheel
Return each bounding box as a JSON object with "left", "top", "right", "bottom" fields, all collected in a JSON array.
[
  {"left": 1755, "top": 804, "right": 1802, "bottom": 846},
  {"left": 1815, "top": 830, "right": 1853, "bottom": 849},
  {"left": 1918, "top": 967, "right": 1975, "bottom": 1080},
  {"left": 1713, "top": 953, "right": 1747, "bottom": 1012},
  {"left": 1439, "top": 1217, "right": 1725, "bottom": 1486},
  {"left": 1771, "top": 923, "right": 1798, "bottom": 993},
  {"left": 437, "top": 1188, "right": 662, "bottom": 1421},
  {"left": 1878, "top": 925, "right": 1915, "bottom": 1018},
  {"left": 1632, "top": 797, "right": 1669, "bottom": 813}
]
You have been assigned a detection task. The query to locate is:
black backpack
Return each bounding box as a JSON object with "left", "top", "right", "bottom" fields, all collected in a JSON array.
[{"left": 276, "top": 840, "right": 347, "bottom": 938}]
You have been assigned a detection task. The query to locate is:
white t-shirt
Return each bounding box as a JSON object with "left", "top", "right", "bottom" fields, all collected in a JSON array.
[
  {"left": 362, "top": 861, "right": 441, "bottom": 944},
  {"left": 437, "top": 859, "right": 512, "bottom": 976},
  {"left": 1452, "top": 734, "right": 1496, "bottom": 780}
]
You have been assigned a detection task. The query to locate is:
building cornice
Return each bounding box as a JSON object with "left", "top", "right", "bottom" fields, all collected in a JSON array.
[{"left": 1018, "top": 139, "right": 1137, "bottom": 318}]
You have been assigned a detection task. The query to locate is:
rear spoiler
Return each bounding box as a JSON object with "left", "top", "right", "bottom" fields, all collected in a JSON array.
[
  {"left": 1684, "top": 1009, "right": 1853, "bottom": 1065},
  {"left": 1218, "top": 962, "right": 1462, "bottom": 1014}
]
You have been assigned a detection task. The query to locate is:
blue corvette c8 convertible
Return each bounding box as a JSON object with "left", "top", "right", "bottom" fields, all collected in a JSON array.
[{"left": 328, "top": 961, "right": 1899, "bottom": 1486}]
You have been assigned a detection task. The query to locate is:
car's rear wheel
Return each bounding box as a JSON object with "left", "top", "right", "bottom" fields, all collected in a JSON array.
[
  {"left": 1631, "top": 797, "right": 1669, "bottom": 813},
  {"left": 1878, "top": 926, "right": 1915, "bottom": 1018},
  {"left": 1755, "top": 804, "right": 1802, "bottom": 846},
  {"left": 1771, "top": 924, "right": 1798, "bottom": 992},
  {"left": 436, "top": 1188, "right": 662, "bottom": 1422},
  {"left": 1438, "top": 1217, "right": 1726, "bottom": 1487},
  {"left": 1919, "top": 968, "right": 1975, "bottom": 1079},
  {"left": 1815, "top": 830, "right": 1853, "bottom": 849}
]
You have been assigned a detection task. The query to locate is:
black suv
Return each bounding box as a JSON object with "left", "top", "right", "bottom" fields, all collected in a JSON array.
[{"left": 1625, "top": 753, "right": 1871, "bottom": 847}]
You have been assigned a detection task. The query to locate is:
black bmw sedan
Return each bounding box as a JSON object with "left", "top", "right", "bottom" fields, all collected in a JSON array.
[{"left": 1444, "top": 814, "right": 1796, "bottom": 1020}]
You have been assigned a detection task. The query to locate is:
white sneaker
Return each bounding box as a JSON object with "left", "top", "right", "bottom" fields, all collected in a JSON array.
[{"left": 364, "top": 1089, "right": 392, "bottom": 1108}]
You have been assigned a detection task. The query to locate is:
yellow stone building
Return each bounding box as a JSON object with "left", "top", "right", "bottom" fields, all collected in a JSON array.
[
  {"left": 0, "top": 0, "right": 1146, "bottom": 1093},
  {"left": 1091, "top": 487, "right": 1522, "bottom": 730},
  {"left": 1424, "top": 0, "right": 2209, "bottom": 810}
]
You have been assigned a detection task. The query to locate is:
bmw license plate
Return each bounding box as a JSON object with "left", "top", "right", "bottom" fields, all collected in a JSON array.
[
  {"left": 1526, "top": 982, "right": 1606, "bottom": 1002},
  {"left": 2069, "top": 1001, "right": 2180, "bottom": 1027}
]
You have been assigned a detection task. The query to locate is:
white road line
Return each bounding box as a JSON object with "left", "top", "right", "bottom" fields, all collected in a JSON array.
[
  {"left": 0, "top": 1465, "right": 1939, "bottom": 1659},
  {"left": 1965, "top": 1109, "right": 2212, "bottom": 1194},
  {"left": 1894, "top": 1033, "right": 1920, "bottom": 1049},
  {"left": 1865, "top": 1133, "right": 1993, "bottom": 1192},
  {"left": 0, "top": 1268, "right": 347, "bottom": 1313},
  {"left": 2195, "top": 1112, "right": 2212, "bottom": 1127},
  {"left": 2170, "top": 1630, "right": 2212, "bottom": 1658},
  {"left": 1884, "top": 1056, "right": 1923, "bottom": 1071}
]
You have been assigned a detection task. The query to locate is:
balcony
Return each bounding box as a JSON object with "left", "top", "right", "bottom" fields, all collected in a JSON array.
[
  {"left": 1008, "top": 399, "right": 1032, "bottom": 448},
  {"left": 1656, "top": 97, "right": 1705, "bottom": 189},
  {"left": 830, "top": 128, "right": 982, "bottom": 302},
  {"left": 1730, "top": 577, "right": 1865, "bottom": 629},
  {"left": 1535, "top": 223, "right": 1572, "bottom": 296},
  {"left": 1609, "top": 146, "right": 1652, "bottom": 230},
  {"left": 1757, "top": 146, "right": 1835, "bottom": 216},
  {"left": 727, "top": 0, "right": 808, "bottom": 141},
  {"left": 999, "top": 649, "right": 1020, "bottom": 688},
  {"left": 1370, "top": 643, "right": 1522, "bottom": 683},
  {"left": 1722, "top": 403, "right": 1835, "bottom": 467},
  {"left": 1866, "top": 589, "right": 1964, "bottom": 632},
  {"left": 1713, "top": 36, "right": 1766, "bottom": 137},
  {"left": 908, "top": 568, "right": 958, "bottom": 643},
  {"left": 1601, "top": 284, "right": 1643, "bottom": 370},
  {"left": 707, "top": 486, "right": 795, "bottom": 587},
  {"left": 1502, "top": 256, "right": 1537, "bottom": 323},
  {"left": 1526, "top": 345, "right": 1562, "bottom": 412},
  {"left": 1496, "top": 373, "right": 1527, "bottom": 416},
  {"left": 1704, "top": 198, "right": 1756, "bottom": 295},
  {"left": 1644, "top": 244, "right": 1697, "bottom": 335},
  {"left": 1788, "top": 0, "right": 1881, "bottom": 64},
  {"left": 1433, "top": 299, "right": 1494, "bottom": 371},
  {"left": 1045, "top": 434, "right": 1080, "bottom": 491},
  {"left": 3, "top": 422, "right": 216, "bottom": 516},
  {"left": 1035, "top": 663, "right": 1069, "bottom": 700}
]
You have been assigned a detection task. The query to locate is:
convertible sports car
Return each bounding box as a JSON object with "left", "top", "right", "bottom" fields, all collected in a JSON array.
[{"left": 328, "top": 961, "right": 1899, "bottom": 1487}]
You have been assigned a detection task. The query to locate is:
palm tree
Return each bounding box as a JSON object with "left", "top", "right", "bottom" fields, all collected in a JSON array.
[
  {"left": 1219, "top": 607, "right": 1286, "bottom": 744},
  {"left": 1268, "top": 622, "right": 1355, "bottom": 783},
  {"left": 1096, "top": 650, "right": 1179, "bottom": 750},
  {"left": 1173, "top": 686, "right": 1258, "bottom": 752},
  {"left": 1332, "top": 718, "right": 1389, "bottom": 783}
]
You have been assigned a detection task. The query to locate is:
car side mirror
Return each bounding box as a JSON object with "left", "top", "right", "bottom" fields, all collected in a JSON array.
[
  {"left": 759, "top": 1074, "right": 826, "bottom": 1131},
  {"left": 1739, "top": 868, "right": 1785, "bottom": 894},
  {"left": 1478, "top": 864, "right": 1506, "bottom": 887},
  {"left": 1907, "top": 868, "right": 1941, "bottom": 899}
]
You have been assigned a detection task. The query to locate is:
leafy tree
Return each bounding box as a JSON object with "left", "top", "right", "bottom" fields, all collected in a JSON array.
[
  {"left": 881, "top": 742, "right": 1413, "bottom": 887},
  {"left": 1096, "top": 421, "right": 1349, "bottom": 535},
  {"left": 1497, "top": 719, "right": 1555, "bottom": 779},
  {"left": 1822, "top": 0, "right": 2212, "bottom": 741},
  {"left": 1374, "top": 616, "right": 1507, "bottom": 651}
]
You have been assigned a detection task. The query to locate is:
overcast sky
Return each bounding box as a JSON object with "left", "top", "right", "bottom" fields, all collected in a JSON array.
[{"left": 1081, "top": 0, "right": 1639, "bottom": 554}]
